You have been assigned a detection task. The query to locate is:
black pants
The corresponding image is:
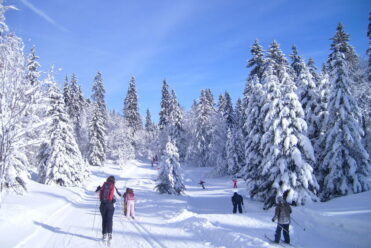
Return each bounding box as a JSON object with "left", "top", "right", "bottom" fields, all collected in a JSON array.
[
  {"left": 275, "top": 223, "right": 290, "bottom": 243},
  {"left": 100, "top": 202, "right": 115, "bottom": 235},
  {"left": 233, "top": 203, "right": 242, "bottom": 213}
]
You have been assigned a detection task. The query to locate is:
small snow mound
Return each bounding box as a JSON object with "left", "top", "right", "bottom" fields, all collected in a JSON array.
[{"left": 166, "top": 209, "right": 196, "bottom": 223}]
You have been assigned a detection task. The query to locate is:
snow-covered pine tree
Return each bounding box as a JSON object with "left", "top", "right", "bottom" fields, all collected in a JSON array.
[
  {"left": 145, "top": 109, "right": 155, "bottom": 132},
  {"left": 38, "top": 72, "right": 88, "bottom": 186},
  {"left": 226, "top": 128, "right": 240, "bottom": 175},
  {"left": 290, "top": 46, "right": 319, "bottom": 141},
  {"left": 123, "top": 76, "right": 142, "bottom": 133},
  {"left": 242, "top": 76, "right": 266, "bottom": 186},
  {"left": 242, "top": 41, "right": 267, "bottom": 190},
  {"left": 143, "top": 109, "right": 158, "bottom": 160},
  {"left": 105, "top": 110, "right": 135, "bottom": 164},
  {"left": 158, "top": 81, "right": 185, "bottom": 160},
  {"left": 64, "top": 73, "right": 86, "bottom": 153},
  {"left": 159, "top": 80, "right": 172, "bottom": 131},
  {"left": 242, "top": 40, "right": 265, "bottom": 137},
  {"left": 168, "top": 90, "right": 186, "bottom": 160},
  {"left": 87, "top": 103, "right": 106, "bottom": 167},
  {"left": 290, "top": 45, "right": 305, "bottom": 78},
  {"left": 317, "top": 24, "right": 370, "bottom": 201},
  {"left": 88, "top": 72, "right": 107, "bottom": 165},
  {"left": 155, "top": 136, "right": 185, "bottom": 195},
  {"left": 312, "top": 73, "right": 330, "bottom": 160},
  {"left": 257, "top": 41, "right": 318, "bottom": 208},
  {"left": 91, "top": 72, "right": 107, "bottom": 122},
  {"left": 232, "top": 98, "right": 246, "bottom": 171},
  {"left": 0, "top": 2, "right": 37, "bottom": 197},
  {"left": 186, "top": 89, "right": 216, "bottom": 167},
  {"left": 307, "top": 58, "right": 321, "bottom": 83}
]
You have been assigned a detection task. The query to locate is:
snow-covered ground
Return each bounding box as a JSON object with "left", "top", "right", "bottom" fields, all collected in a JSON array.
[{"left": 1, "top": 160, "right": 370, "bottom": 248}]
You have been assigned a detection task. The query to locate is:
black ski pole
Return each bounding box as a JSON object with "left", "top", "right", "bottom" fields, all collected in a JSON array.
[{"left": 291, "top": 217, "right": 306, "bottom": 231}]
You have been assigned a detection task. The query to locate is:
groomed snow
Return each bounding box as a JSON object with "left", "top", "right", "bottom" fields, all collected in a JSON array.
[{"left": 1, "top": 160, "right": 370, "bottom": 248}]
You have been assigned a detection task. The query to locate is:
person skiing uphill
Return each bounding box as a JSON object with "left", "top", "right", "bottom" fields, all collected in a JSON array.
[
  {"left": 95, "top": 176, "right": 122, "bottom": 241},
  {"left": 272, "top": 196, "right": 292, "bottom": 244},
  {"left": 231, "top": 192, "right": 244, "bottom": 213},
  {"left": 232, "top": 178, "right": 238, "bottom": 188}
]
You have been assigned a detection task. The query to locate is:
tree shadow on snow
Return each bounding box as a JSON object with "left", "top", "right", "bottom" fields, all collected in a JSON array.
[{"left": 33, "top": 221, "right": 100, "bottom": 241}]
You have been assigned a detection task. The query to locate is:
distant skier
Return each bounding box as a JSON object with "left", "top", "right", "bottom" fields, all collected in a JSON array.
[
  {"left": 199, "top": 180, "right": 206, "bottom": 189},
  {"left": 232, "top": 178, "right": 238, "bottom": 188},
  {"left": 272, "top": 195, "right": 292, "bottom": 244},
  {"left": 231, "top": 192, "right": 244, "bottom": 213},
  {"left": 151, "top": 155, "right": 158, "bottom": 167},
  {"left": 125, "top": 188, "right": 136, "bottom": 219},
  {"left": 95, "top": 176, "right": 122, "bottom": 241}
]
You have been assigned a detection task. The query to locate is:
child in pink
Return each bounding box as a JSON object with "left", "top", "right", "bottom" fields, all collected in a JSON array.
[{"left": 125, "top": 188, "right": 135, "bottom": 219}]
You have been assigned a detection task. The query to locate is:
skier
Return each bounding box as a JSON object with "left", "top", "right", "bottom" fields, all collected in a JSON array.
[
  {"left": 122, "top": 188, "right": 129, "bottom": 216},
  {"left": 199, "top": 180, "right": 206, "bottom": 189},
  {"left": 231, "top": 192, "right": 244, "bottom": 213},
  {"left": 272, "top": 195, "right": 292, "bottom": 244},
  {"left": 95, "top": 176, "right": 122, "bottom": 241},
  {"left": 232, "top": 178, "right": 238, "bottom": 188},
  {"left": 125, "top": 188, "right": 136, "bottom": 219},
  {"left": 151, "top": 155, "right": 158, "bottom": 167}
]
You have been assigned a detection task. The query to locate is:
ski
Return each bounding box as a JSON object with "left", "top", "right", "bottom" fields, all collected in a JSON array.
[{"left": 264, "top": 234, "right": 285, "bottom": 247}]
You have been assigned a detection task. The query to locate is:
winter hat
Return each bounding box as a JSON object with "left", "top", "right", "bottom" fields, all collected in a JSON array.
[
  {"left": 107, "top": 176, "right": 115, "bottom": 184},
  {"left": 276, "top": 196, "right": 284, "bottom": 203}
]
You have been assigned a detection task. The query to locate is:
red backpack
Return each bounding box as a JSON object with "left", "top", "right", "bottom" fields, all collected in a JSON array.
[{"left": 100, "top": 182, "right": 115, "bottom": 203}]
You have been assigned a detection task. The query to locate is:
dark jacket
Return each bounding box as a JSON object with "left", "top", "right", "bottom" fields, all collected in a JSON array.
[{"left": 231, "top": 193, "right": 244, "bottom": 205}]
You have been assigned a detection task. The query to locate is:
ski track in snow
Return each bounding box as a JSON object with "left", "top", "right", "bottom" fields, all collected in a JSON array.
[{"left": 1, "top": 160, "right": 371, "bottom": 248}]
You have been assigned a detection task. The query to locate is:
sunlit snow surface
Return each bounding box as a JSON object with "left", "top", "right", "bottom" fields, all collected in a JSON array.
[{"left": 1, "top": 160, "right": 370, "bottom": 248}]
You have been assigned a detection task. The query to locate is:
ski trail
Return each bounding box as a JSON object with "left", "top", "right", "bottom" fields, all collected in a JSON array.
[
  {"left": 13, "top": 200, "right": 74, "bottom": 248},
  {"left": 130, "top": 219, "right": 168, "bottom": 248}
]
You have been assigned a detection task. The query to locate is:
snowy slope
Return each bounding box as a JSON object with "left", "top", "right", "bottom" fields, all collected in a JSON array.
[{"left": 0, "top": 161, "right": 370, "bottom": 248}]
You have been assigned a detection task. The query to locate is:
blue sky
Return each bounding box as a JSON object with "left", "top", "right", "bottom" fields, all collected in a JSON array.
[{"left": 6, "top": 0, "right": 371, "bottom": 122}]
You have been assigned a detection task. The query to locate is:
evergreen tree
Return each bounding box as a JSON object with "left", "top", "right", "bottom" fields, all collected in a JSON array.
[
  {"left": 38, "top": 72, "right": 88, "bottom": 186},
  {"left": 159, "top": 80, "right": 172, "bottom": 130},
  {"left": 318, "top": 24, "right": 369, "bottom": 201},
  {"left": 123, "top": 76, "right": 142, "bottom": 133},
  {"left": 307, "top": 58, "right": 321, "bottom": 83},
  {"left": 91, "top": 72, "right": 107, "bottom": 121},
  {"left": 186, "top": 89, "right": 215, "bottom": 167},
  {"left": 145, "top": 109, "right": 155, "bottom": 132},
  {"left": 256, "top": 41, "right": 319, "bottom": 208},
  {"left": 65, "top": 73, "right": 86, "bottom": 151},
  {"left": 155, "top": 137, "right": 185, "bottom": 195},
  {"left": 87, "top": 103, "right": 106, "bottom": 167},
  {"left": 242, "top": 40, "right": 265, "bottom": 137},
  {"left": 26, "top": 46, "right": 40, "bottom": 86},
  {"left": 89, "top": 72, "right": 107, "bottom": 165},
  {"left": 242, "top": 41, "right": 267, "bottom": 188},
  {"left": 290, "top": 47, "right": 319, "bottom": 141}
]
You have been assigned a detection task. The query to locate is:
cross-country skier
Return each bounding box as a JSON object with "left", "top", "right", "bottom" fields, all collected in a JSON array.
[
  {"left": 199, "top": 180, "right": 206, "bottom": 189},
  {"left": 232, "top": 178, "right": 238, "bottom": 188},
  {"left": 272, "top": 195, "right": 292, "bottom": 244},
  {"left": 231, "top": 192, "right": 244, "bottom": 213},
  {"left": 95, "top": 176, "right": 122, "bottom": 241},
  {"left": 125, "top": 188, "right": 136, "bottom": 219}
]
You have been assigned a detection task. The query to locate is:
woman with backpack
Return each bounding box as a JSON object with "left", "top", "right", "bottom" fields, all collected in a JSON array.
[
  {"left": 125, "top": 188, "right": 136, "bottom": 219},
  {"left": 95, "top": 176, "right": 122, "bottom": 241}
]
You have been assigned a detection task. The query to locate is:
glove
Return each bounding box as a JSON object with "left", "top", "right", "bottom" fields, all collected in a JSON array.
[{"left": 272, "top": 218, "right": 275, "bottom": 222}]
